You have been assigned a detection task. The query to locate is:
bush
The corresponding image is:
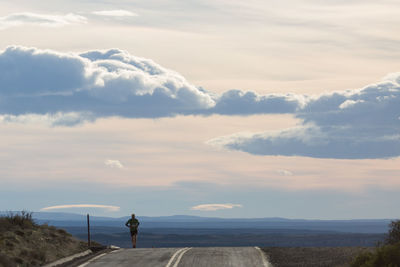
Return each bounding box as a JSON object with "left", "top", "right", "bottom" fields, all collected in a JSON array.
[
  {"left": 57, "top": 228, "right": 67, "bottom": 235},
  {"left": 351, "top": 242, "right": 400, "bottom": 267},
  {"left": 386, "top": 220, "right": 400, "bottom": 245},
  {"left": 0, "top": 252, "right": 15, "bottom": 267},
  {"left": 0, "top": 211, "right": 36, "bottom": 230},
  {"left": 352, "top": 220, "right": 400, "bottom": 267},
  {"left": 30, "top": 248, "right": 47, "bottom": 262},
  {"left": 351, "top": 251, "right": 374, "bottom": 267}
]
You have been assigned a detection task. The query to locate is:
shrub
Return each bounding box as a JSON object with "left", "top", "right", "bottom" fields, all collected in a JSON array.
[
  {"left": 14, "top": 257, "right": 23, "bottom": 264},
  {"left": 0, "top": 253, "right": 15, "bottom": 267},
  {"left": 0, "top": 211, "right": 36, "bottom": 230},
  {"left": 352, "top": 242, "right": 400, "bottom": 267},
  {"left": 351, "top": 251, "right": 373, "bottom": 267},
  {"left": 30, "top": 248, "right": 47, "bottom": 262},
  {"left": 15, "top": 229, "right": 25, "bottom": 236},
  {"left": 352, "top": 220, "right": 400, "bottom": 267},
  {"left": 57, "top": 228, "right": 67, "bottom": 235},
  {"left": 386, "top": 220, "right": 400, "bottom": 245}
]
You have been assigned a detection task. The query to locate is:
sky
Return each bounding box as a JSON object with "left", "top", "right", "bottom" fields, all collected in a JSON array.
[{"left": 0, "top": 0, "right": 399, "bottom": 219}]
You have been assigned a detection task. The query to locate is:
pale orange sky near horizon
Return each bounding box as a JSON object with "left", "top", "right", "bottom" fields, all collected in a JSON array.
[{"left": 2, "top": 115, "right": 399, "bottom": 193}]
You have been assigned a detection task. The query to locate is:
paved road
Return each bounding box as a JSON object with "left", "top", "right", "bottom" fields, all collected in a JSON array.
[{"left": 80, "top": 247, "right": 271, "bottom": 267}]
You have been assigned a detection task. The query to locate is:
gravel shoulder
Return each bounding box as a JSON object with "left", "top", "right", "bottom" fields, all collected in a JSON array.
[{"left": 262, "top": 247, "right": 375, "bottom": 267}]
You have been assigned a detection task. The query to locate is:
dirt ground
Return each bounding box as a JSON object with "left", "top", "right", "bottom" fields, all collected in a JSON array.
[{"left": 262, "top": 247, "right": 375, "bottom": 267}]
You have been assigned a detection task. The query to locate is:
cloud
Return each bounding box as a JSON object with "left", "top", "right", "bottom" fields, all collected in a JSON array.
[
  {"left": 207, "top": 90, "right": 304, "bottom": 115},
  {"left": 209, "top": 74, "right": 400, "bottom": 159},
  {"left": 0, "top": 46, "right": 301, "bottom": 125},
  {"left": 277, "top": 170, "right": 293, "bottom": 176},
  {"left": 105, "top": 159, "right": 124, "bottom": 169},
  {"left": 1, "top": 46, "right": 399, "bottom": 159},
  {"left": 92, "top": 10, "right": 138, "bottom": 17},
  {"left": 0, "top": 13, "right": 87, "bottom": 29},
  {"left": 0, "top": 112, "right": 94, "bottom": 126},
  {"left": 40, "top": 204, "right": 120, "bottom": 212},
  {"left": 339, "top": 99, "right": 365, "bottom": 109},
  {"left": 190, "top": 203, "right": 242, "bottom": 211},
  {"left": 0, "top": 46, "right": 215, "bottom": 120}
]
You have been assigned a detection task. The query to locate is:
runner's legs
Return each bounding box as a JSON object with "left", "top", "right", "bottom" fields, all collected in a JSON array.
[{"left": 132, "top": 234, "right": 137, "bottom": 248}]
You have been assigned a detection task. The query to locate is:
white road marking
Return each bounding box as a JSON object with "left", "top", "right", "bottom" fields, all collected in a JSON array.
[
  {"left": 78, "top": 253, "right": 107, "bottom": 267},
  {"left": 165, "top": 248, "right": 188, "bottom": 267},
  {"left": 255, "top": 247, "right": 272, "bottom": 267},
  {"left": 173, "top": 247, "right": 192, "bottom": 267}
]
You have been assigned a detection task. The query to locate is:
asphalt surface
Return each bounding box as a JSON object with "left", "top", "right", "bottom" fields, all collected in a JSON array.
[{"left": 79, "top": 247, "right": 271, "bottom": 267}]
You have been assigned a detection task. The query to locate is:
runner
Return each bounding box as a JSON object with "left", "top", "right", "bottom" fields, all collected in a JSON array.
[{"left": 125, "top": 213, "right": 140, "bottom": 248}]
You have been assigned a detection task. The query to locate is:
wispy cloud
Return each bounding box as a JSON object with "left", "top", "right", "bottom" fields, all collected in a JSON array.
[
  {"left": 92, "top": 10, "right": 138, "bottom": 17},
  {"left": 105, "top": 159, "right": 124, "bottom": 169},
  {"left": 0, "top": 12, "right": 87, "bottom": 29},
  {"left": 277, "top": 170, "right": 293, "bottom": 176},
  {"left": 0, "top": 112, "right": 94, "bottom": 127},
  {"left": 191, "top": 203, "right": 242, "bottom": 211},
  {"left": 40, "top": 204, "right": 120, "bottom": 212}
]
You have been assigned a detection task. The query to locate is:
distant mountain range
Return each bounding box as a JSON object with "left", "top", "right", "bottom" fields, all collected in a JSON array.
[{"left": 0, "top": 211, "right": 394, "bottom": 233}]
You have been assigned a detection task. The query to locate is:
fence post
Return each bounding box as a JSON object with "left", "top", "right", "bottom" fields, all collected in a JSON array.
[{"left": 87, "top": 214, "right": 91, "bottom": 247}]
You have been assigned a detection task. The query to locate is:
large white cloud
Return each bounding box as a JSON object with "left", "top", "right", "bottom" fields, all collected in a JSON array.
[
  {"left": 0, "top": 46, "right": 301, "bottom": 124},
  {"left": 1, "top": 46, "right": 399, "bottom": 159},
  {"left": 0, "top": 46, "right": 217, "bottom": 122},
  {"left": 209, "top": 75, "right": 400, "bottom": 159}
]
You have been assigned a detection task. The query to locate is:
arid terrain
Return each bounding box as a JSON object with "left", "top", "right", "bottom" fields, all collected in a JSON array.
[
  {"left": 262, "top": 247, "right": 374, "bottom": 267},
  {"left": 0, "top": 213, "right": 87, "bottom": 267},
  {"left": 1, "top": 212, "right": 394, "bottom": 267}
]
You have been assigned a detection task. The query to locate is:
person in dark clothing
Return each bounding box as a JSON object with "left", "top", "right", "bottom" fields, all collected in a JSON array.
[{"left": 125, "top": 213, "right": 140, "bottom": 248}]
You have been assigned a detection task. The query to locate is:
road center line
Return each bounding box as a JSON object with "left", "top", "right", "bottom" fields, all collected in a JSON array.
[
  {"left": 173, "top": 247, "right": 192, "bottom": 267},
  {"left": 255, "top": 247, "right": 272, "bottom": 267},
  {"left": 165, "top": 247, "right": 188, "bottom": 267}
]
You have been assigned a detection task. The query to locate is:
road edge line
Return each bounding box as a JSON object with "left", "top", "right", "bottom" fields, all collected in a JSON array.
[
  {"left": 43, "top": 250, "right": 92, "bottom": 267},
  {"left": 78, "top": 252, "right": 108, "bottom": 267},
  {"left": 173, "top": 247, "right": 192, "bottom": 267},
  {"left": 255, "top": 246, "right": 273, "bottom": 267}
]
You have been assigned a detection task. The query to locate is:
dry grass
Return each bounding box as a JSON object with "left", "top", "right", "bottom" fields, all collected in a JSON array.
[
  {"left": 262, "top": 247, "right": 375, "bottom": 267},
  {"left": 0, "top": 212, "right": 88, "bottom": 267}
]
